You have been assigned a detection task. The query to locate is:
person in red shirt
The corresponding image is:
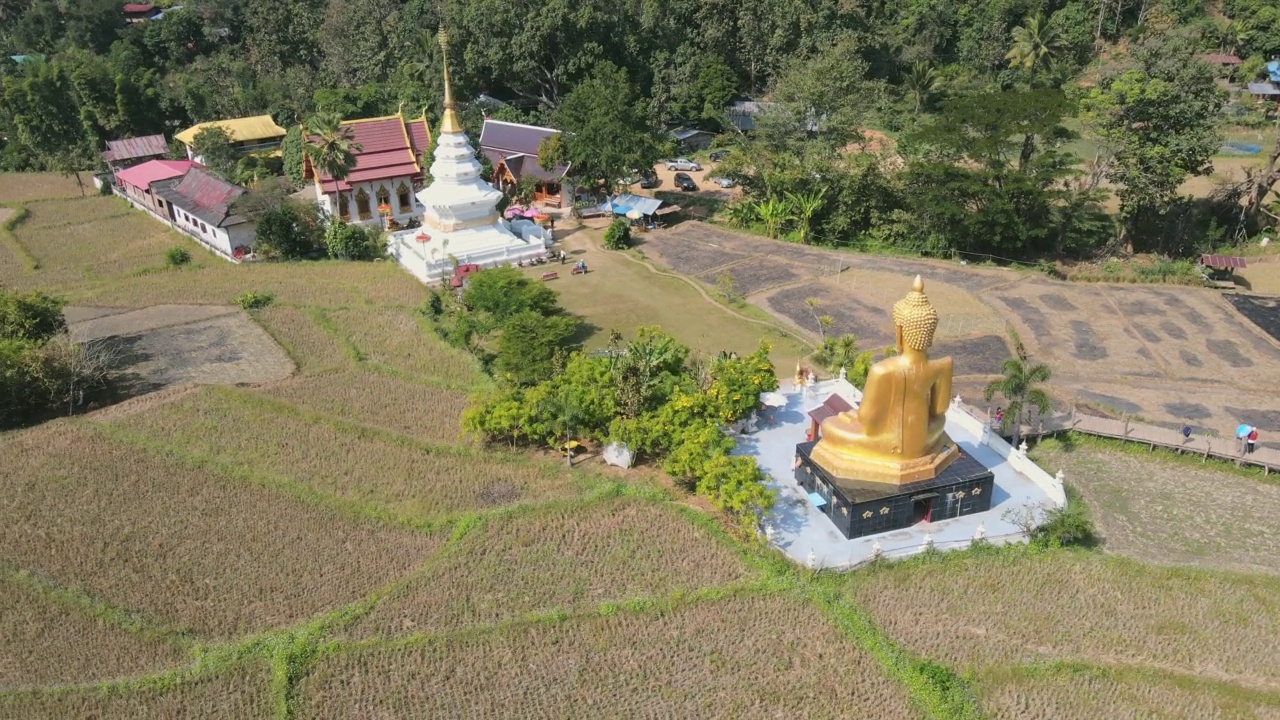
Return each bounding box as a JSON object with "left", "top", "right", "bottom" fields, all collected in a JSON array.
[{"left": 1248, "top": 427, "right": 1258, "bottom": 454}]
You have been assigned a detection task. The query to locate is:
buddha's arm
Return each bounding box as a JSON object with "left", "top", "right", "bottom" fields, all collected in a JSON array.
[
  {"left": 931, "top": 358, "right": 953, "bottom": 416},
  {"left": 856, "top": 365, "right": 890, "bottom": 434}
]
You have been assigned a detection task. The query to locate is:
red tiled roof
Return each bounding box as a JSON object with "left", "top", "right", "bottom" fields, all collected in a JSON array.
[
  {"left": 807, "top": 394, "right": 854, "bottom": 426},
  {"left": 102, "top": 134, "right": 168, "bottom": 163},
  {"left": 122, "top": 3, "right": 153, "bottom": 13},
  {"left": 1201, "top": 254, "right": 1247, "bottom": 269},
  {"left": 305, "top": 115, "right": 430, "bottom": 193},
  {"left": 153, "top": 168, "right": 245, "bottom": 227},
  {"left": 114, "top": 159, "right": 199, "bottom": 192}
]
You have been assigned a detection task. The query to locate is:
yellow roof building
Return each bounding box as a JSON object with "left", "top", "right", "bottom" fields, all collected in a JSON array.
[{"left": 175, "top": 115, "right": 287, "bottom": 146}]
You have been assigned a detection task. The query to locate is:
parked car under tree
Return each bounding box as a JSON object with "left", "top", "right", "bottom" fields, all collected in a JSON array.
[
  {"left": 674, "top": 172, "right": 697, "bottom": 191},
  {"left": 666, "top": 158, "right": 702, "bottom": 171}
]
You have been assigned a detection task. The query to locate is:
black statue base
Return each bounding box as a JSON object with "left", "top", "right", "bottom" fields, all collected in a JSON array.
[{"left": 794, "top": 440, "right": 994, "bottom": 539}]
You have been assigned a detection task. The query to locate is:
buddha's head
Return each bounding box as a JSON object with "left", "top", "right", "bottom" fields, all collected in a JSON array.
[{"left": 891, "top": 275, "right": 938, "bottom": 353}]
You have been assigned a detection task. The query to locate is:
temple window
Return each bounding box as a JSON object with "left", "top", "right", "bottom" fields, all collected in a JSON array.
[
  {"left": 397, "top": 182, "right": 411, "bottom": 212},
  {"left": 355, "top": 188, "right": 371, "bottom": 220},
  {"left": 338, "top": 192, "right": 350, "bottom": 220},
  {"left": 377, "top": 185, "right": 390, "bottom": 210}
]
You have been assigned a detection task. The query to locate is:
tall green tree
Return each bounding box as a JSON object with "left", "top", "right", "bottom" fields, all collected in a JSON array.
[
  {"left": 302, "top": 112, "right": 361, "bottom": 202},
  {"left": 192, "top": 126, "right": 240, "bottom": 179},
  {"left": 1078, "top": 41, "right": 1223, "bottom": 252},
  {"left": 785, "top": 187, "right": 826, "bottom": 245},
  {"left": 1005, "top": 13, "right": 1065, "bottom": 76},
  {"left": 904, "top": 62, "right": 938, "bottom": 115},
  {"left": 318, "top": 0, "right": 404, "bottom": 87},
  {"left": 552, "top": 62, "right": 662, "bottom": 193},
  {"left": 772, "top": 33, "right": 880, "bottom": 149},
  {"left": 3, "top": 60, "right": 95, "bottom": 177},
  {"left": 983, "top": 331, "right": 1051, "bottom": 449}
]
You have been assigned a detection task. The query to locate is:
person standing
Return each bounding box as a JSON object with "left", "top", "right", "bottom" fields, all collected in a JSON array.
[{"left": 1248, "top": 427, "right": 1259, "bottom": 454}]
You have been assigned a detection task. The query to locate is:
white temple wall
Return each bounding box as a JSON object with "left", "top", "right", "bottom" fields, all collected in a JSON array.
[{"left": 314, "top": 176, "right": 424, "bottom": 226}]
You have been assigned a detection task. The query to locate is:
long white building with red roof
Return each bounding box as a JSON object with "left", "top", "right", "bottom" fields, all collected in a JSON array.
[{"left": 303, "top": 112, "right": 431, "bottom": 227}]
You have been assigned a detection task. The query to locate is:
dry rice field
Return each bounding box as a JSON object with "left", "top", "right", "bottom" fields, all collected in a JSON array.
[
  {"left": 976, "top": 665, "right": 1280, "bottom": 720},
  {"left": 853, "top": 552, "right": 1280, "bottom": 691},
  {"left": 8, "top": 181, "right": 1280, "bottom": 717},
  {"left": 0, "top": 572, "right": 188, "bottom": 690},
  {"left": 0, "top": 421, "right": 441, "bottom": 639},
  {"left": 254, "top": 370, "right": 471, "bottom": 444},
  {"left": 0, "top": 173, "right": 86, "bottom": 203},
  {"left": 105, "top": 386, "right": 585, "bottom": 521},
  {"left": 251, "top": 305, "right": 353, "bottom": 374},
  {"left": 0, "top": 662, "right": 273, "bottom": 720},
  {"left": 301, "top": 595, "right": 920, "bottom": 720},
  {"left": 324, "top": 307, "right": 483, "bottom": 387},
  {"left": 349, "top": 498, "right": 755, "bottom": 637},
  {"left": 1032, "top": 438, "right": 1280, "bottom": 574}
]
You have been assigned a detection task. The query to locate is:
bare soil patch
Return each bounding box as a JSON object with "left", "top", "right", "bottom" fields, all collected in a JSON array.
[
  {"left": 67, "top": 304, "right": 294, "bottom": 400},
  {"left": 301, "top": 595, "right": 918, "bottom": 720}
]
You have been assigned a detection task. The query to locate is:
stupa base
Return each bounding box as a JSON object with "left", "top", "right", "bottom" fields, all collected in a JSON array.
[{"left": 794, "top": 440, "right": 994, "bottom": 539}]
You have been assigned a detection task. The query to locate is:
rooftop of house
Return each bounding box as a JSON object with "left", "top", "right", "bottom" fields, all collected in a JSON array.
[
  {"left": 174, "top": 115, "right": 287, "bottom": 146},
  {"left": 102, "top": 134, "right": 169, "bottom": 163},
  {"left": 114, "top": 159, "right": 200, "bottom": 190},
  {"left": 153, "top": 167, "right": 247, "bottom": 227},
  {"left": 480, "top": 119, "right": 569, "bottom": 182},
  {"left": 122, "top": 3, "right": 154, "bottom": 13},
  {"left": 304, "top": 114, "right": 431, "bottom": 194}
]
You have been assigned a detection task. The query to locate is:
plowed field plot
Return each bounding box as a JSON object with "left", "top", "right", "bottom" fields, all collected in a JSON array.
[
  {"left": 1031, "top": 440, "right": 1280, "bottom": 574},
  {"left": 253, "top": 371, "right": 469, "bottom": 444},
  {"left": 301, "top": 595, "right": 919, "bottom": 720},
  {"left": 0, "top": 422, "right": 441, "bottom": 639},
  {"left": 69, "top": 305, "right": 294, "bottom": 397},
  {"left": 251, "top": 305, "right": 351, "bottom": 374},
  {"left": 0, "top": 573, "right": 188, "bottom": 690},
  {"left": 108, "top": 388, "right": 584, "bottom": 520},
  {"left": 325, "top": 308, "right": 482, "bottom": 387},
  {"left": 1227, "top": 293, "right": 1280, "bottom": 345},
  {"left": 975, "top": 665, "right": 1280, "bottom": 720},
  {"left": 698, "top": 260, "right": 817, "bottom": 296},
  {"left": 0, "top": 662, "right": 273, "bottom": 719},
  {"left": 348, "top": 498, "right": 753, "bottom": 637},
  {"left": 852, "top": 553, "right": 1280, "bottom": 688},
  {"left": 636, "top": 233, "right": 755, "bottom": 275}
]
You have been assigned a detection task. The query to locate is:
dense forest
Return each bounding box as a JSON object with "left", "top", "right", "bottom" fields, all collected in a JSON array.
[{"left": 3, "top": 0, "right": 1280, "bottom": 261}]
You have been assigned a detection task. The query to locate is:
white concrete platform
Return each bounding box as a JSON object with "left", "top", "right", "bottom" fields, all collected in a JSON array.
[{"left": 736, "top": 379, "right": 1063, "bottom": 571}]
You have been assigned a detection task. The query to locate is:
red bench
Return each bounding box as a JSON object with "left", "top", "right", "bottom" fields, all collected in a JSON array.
[{"left": 541, "top": 271, "right": 559, "bottom": 281}]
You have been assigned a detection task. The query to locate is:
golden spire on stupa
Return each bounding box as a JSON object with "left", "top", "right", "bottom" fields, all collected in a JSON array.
[{"left": 437, "top": 29, "right": 462, "bottom": 135}]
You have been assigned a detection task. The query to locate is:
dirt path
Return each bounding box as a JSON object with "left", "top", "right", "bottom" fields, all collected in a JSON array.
[{"left": 0, "top": 207, "right": 12, "bottom": 226}]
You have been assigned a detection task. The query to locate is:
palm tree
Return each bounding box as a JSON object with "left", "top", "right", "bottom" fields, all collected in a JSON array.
[
  {"left": 785, "top": 187, "right": 827, "bottom": 245},
  {"left": 983, "top": 330, "right": 1052, "bottom": 448},
  {"left": 1220, "top": 21, "right": 1250, "bottom": 58},
  {"left": 755, "top": 196, "right": 792, "bottom": 239},
  {"left": 303, "top": 112, "right": 362, "bottom": 217},
  {"left": 1006, "top": 14, "right": 1065, "bottom": 76},
  {"left": 904, "top": 62, "right": 938, "bottom": 115}
]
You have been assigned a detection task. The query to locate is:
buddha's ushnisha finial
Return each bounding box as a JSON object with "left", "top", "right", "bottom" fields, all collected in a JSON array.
[{"left": 437, "top": 29, "right": 462, "bottom": 134}]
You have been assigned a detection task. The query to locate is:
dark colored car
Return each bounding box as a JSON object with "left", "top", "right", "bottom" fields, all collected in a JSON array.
[
  {"left": 709, "top": 149, "right": 729, "bottom": 162},
  {"left": 674, "top": 172, "right": 697, "bottom": 191},
  {"left": 638, "top": 172, "right": 658, "bottom": 189}
]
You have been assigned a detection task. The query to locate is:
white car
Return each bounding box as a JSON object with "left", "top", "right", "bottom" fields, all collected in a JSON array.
[
  {"left": 710, "top": 176, "right": 735, "bottom": 188},
  {"left": 666, "top": 158, "right": 702, "bottom": 171}
]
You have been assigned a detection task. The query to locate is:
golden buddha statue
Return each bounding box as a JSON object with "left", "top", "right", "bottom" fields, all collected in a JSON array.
[{"left": 809, "top": 275, "right": 959, "bottom": 484}]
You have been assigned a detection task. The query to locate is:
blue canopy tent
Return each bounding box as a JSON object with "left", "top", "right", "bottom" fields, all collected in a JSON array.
[{"left": 606, "top": 193, "right": 664, "bottom": 218}]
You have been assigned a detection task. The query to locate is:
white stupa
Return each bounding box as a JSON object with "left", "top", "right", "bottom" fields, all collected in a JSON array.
[{"left": 388, "top": 31, "right": 550, "bottom": 283}]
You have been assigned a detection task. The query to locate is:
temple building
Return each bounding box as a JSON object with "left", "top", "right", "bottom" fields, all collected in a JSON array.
[
  {"left": 386, "top": 32, "right": 551, "bottom": 283},
  {"left": 101, "top": 134, "right": 169, "bottom": 174},
  {"left": 794, "top": 277, "right": 994, "bottom": 538},
  {"left": 479, "top": 119, "right": 570, "bottom": 208},
  {"left": 303, "top": 112, "right": 431, "bottom": 227},
  {"left": 175, "top": 115, "right": 287, "bottom": 162}
]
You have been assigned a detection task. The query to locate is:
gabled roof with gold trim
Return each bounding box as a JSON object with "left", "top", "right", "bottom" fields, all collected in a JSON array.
[{"left": 304, "top": 113, "right": 431, "bottom": 193}]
